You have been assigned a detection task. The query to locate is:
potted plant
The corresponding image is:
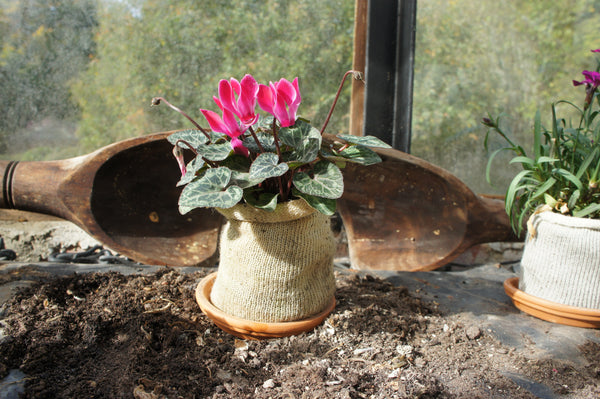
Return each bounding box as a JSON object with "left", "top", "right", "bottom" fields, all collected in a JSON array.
[
  {"left": 483, "top": 49, "right": 600, "bottom": 327},
  {"left": 153, "top": 71, "right": 390, "bottom": 338}
]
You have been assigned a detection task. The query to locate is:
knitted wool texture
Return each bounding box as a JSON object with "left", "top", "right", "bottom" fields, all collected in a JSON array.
[
  {"left": 210, "top": 199, "right": 336, "bottom": 322},
  {"left": 520, "top": 211, "right": 600, "bottom": 309}
]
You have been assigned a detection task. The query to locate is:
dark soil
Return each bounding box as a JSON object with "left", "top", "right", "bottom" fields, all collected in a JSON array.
[{"left": 0, "top": 268, "right": 599, "bottom": 398}]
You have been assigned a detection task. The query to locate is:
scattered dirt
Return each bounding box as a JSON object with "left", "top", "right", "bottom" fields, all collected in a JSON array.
[{"left": 0, "top": 268, "right": 599, "bottom": 398}]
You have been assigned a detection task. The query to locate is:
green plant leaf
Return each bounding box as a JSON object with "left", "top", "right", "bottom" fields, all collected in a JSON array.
[
  {"left": 568, "top": 189, "right": 580, "bottom": 210},
  {"left": 532, "top": 177, "right": 556, "bottom": 199},
  {"left": 336, "top": 134, "right": 392, "bottom": 148},
  {"left": 292, "top": 189, "right": 337, "bottom": 215},
  {"left": 197, "top": 142, "right": 232, "bottom": 161},
  {"left": 168, "top": 129, "right": 211, "bottom": 148},
  {"left": 279, "top": 120, "right": 321, "bottom": 165},
  {"left": 243, "top": 191, "right": 278, "bottom": 211},
  {"left": 576, "top": 147, "right": 599, "bottom": 180},
  {"left": 553, "top": 168, "right": 584, "bottom": 191},
  {"left": 249, "top": 152, "right": 289, "bottom": 179},
  {"left": 337, "top": 145, "right": 382, "bottom": 165},
  {"left": 293, "top": 160, "right": 344, "bottom": 199},
  {"left": 230, "top": 170, "right": 264, "bottom": 189},
  {"left": 243, "top": 131, "right": 277, "bottom": 153},
  {"left": 573, "top": 203, "right": 600, "bottom": 218},
  {"left": 176, "top": 157, "right": 206, "bottom": 187},
  {"left": 178, "top": 167, "right": 242, "bottom": 213},
  {"left": 544, "top": 193, "right": 558, "bottom": 207}
]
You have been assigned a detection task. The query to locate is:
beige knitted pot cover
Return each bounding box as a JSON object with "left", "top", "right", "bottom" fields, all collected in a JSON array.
[
  {"left": 210, "top": 199, "right": 336, "bottom": 322},
  {"left": 520, "top": 210, "right": 600, "bottom": 309}
]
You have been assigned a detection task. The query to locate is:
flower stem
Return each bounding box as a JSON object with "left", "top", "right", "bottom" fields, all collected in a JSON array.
[
  {"left": 248, "top": 126, "right": 264, "bottom": 153},
  {"left": 320, "top": 70, "right": 364, "bottom": 135},
  {"left": 151, "top": 97, "right": 212, "bottom": 141}
]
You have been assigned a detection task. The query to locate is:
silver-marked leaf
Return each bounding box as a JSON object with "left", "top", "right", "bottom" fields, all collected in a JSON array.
[
  {"left": 243, "top": 191, "right": 279, "bottom": 211},
  {"left": 279, "top": 120, "right": 321, "bottom": 165},
  {"left": 337, "top": 134, "right": 392, "bottom": 148},
  {"left": 243, "top": 131, "right": 277, "bottom": 153},
  {"left": 292, "top": 189, "right": 337, "bottom": 216},
  {"left": 168, "top": 129, "right": 224, "bottom": 148},
  {"left": 168, "top": 129, "right": 210, "bottom": 148},
  {"left": 178, "top": 167, "right": 242, "bottom": 213},
  {"left": 230, "top": 170, "right": 264, "bottom": 189},
  {"left": 176, "top": 157, "right": 206, "bottom": 187},
  {"left": 250, "top": 153, "right": 289, "bottom": 179},
  {"left": 197, "top": 142, "right": 232, "bottom": 161},
  {"left": 338, "top": 145, "right": 382, "bottom": 165},
  {"left": 292, "top": 160, "right": 344, "bottom": 199}
]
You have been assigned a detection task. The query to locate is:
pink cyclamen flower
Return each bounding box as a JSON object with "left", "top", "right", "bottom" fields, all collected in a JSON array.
[
  {"left": 200, "top": 108, "right": 249, "bottom": 157},
  {"left": 215, "top": 74, "right": 259, "bottom": 126},
  {"left": 257, "top": 77, "right": 301, "bottom": 128},
  {"left": 573, "top": 70, "right": 600, "bottom": 89},
  {"left": 591, "top": 49, "right": 600, "bottom": 53}
]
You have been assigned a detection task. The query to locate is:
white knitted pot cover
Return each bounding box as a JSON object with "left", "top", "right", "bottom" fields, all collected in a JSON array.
[
  {"left": 520, "top": 211, "right": 600, "bottom": 309},
  {"left": 210, "top": 199, "right": 336, "bottom": 322}
]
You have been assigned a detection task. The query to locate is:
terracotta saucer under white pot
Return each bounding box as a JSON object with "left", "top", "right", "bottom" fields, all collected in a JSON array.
[
  {"left": 195, "top": 272, "right": 336, "bottom": 340},
  {"left": 504, "top": 277, "right": 600, "bottom": 328}
]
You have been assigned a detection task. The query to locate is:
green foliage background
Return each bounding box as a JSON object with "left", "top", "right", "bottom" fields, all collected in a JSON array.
[{"left": 1, "top": 0, "right": 600, "bottom": 194}]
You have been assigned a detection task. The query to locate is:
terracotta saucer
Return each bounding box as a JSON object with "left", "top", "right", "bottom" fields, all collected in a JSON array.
[
  {"left": 195, "top": 272, "right": 336, "bottom": 340},
  {"left": 504, "top": 277, "right": 600, "bottom": 328}
]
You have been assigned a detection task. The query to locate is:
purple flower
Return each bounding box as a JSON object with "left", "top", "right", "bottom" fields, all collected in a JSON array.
[
  {"left": 591, "top": 49, "right": 600, "bottom": 53},
  {"left": 573, "top": 70, "right": 600, "bottom": 89}
]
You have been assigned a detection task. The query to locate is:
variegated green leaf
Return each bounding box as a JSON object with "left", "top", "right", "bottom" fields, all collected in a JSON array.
[
  {"left": 249, "top": 153, "right": 289, "bottom": 179},
  {"left": 336, "top": 134, "right": 392, "bottom": 148},
  {"left": 168, "top": 129, "right": 224, "bottom": 148},
  {"left": 293, "top": 160, "right": 344, "bottom": 199},
  {"left": 230, "top": 170, "right": 264, "bottom": 189},
  {"left": 176, "top": 157, "right": 206, "bottom": 187},
  {"left": 279, "top": 120, "right": 321, "bottom": 165},
  {"left": 197, "top": 142, "right": 232, "bottom": 161},
  {"left": 243, "top": 191, "right": 279, "bottom": 211},
  {"left": 337, "top": 145, "right": 382, "bottom": 165},
  {"left": 178, "top": 167, "right": 242, "bottom": 213},
  {"left": 243, "top": 131, "right": 277, "bottom": 153},
  {"left": 292, "top": 189, "right": 337, "bottom": 215}
]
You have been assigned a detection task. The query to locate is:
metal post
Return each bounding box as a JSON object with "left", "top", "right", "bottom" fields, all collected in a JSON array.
[{"left": 362, "top": 0, "right": 416, "bottom": 152}]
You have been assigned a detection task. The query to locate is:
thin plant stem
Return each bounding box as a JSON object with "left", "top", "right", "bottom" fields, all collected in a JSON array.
[
  {"left": 151, "top": 97, "right": 212, "bottom": 141},
  {"left": 320, "top": 70, "right": 363, "bottom": 135}
]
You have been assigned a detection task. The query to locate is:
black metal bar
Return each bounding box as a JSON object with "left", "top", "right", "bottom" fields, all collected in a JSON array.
[{"left": 363, "top": 0, "right": 416, "bottom": 152}]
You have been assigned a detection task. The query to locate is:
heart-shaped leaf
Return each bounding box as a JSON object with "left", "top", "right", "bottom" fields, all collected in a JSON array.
[
  {"left": 178, "top": 167, "right": 242, "bottom": 213},
  {"left": 338, "top": 145, "right": 382, "bottom": 165},
  {"left": 243, "top": 131, "right": 277, "bottom": 153},
  {"left": 176, "top": 157, "right": 206, "bottom": 187},
  {"left": 280, "top": 120, "right": 321, "bottom": 165},
  {"left": 249, "top": 153, "right": 289, "bottom": 179},
  {"left": 292, "top": 189, "right": 337, "bottom": 215},
  {"left": 337, "top": 134, "right": 392, "bottom": 148},
  {"left": 243, "top": 191, "right": 279, "bottom": 211},
  {"left": 293, "top": 160, "right": 344, "bottom": 199},
  {"left": 197, "top": 142, "right": 233, "bottom": 161}
]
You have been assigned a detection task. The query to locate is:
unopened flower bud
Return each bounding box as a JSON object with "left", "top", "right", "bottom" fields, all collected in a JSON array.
[{"left": 481, "top": 117, "right": 494, "bottom": 127}]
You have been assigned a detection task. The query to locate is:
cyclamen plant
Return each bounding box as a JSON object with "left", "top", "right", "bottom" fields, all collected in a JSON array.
[
  {"left": 483, "top": 49, "right": 600, "bottom": 236},
  {"left": 153, "top": 71, "right": 390, "bottom": 215}
]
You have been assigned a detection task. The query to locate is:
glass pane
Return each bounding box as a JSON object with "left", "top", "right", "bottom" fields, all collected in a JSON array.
[
  {"left": 0, "top": 0, "right": 354, "bottom": 161},
  {"left": 412, "top": 1, "right": 599, "bottom": 194}
]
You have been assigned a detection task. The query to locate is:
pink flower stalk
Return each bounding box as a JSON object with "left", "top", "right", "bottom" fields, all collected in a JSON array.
[
  {"left": 200, "top": 108, "right": 249, "bottom": 157},
  {"left": 257, "top": 77, "right": 301, "bottom": 128},
  {"left": 215, "top": 74, "right": 259, "bottom": 126}
]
